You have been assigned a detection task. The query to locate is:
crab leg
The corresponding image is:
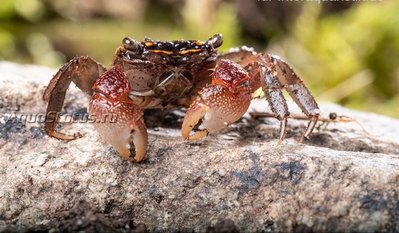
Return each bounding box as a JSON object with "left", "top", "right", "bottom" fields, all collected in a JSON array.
[
  {"left": 260, "top": 63, "right": 290, "bottom": 141},
  {"left": 89, "top": 65, "right": 148, "bottom": 162},
  {"left": 221, "top": 51, "right": 291, "bottom": 141},
  {"left": 43, "top": 56, "right": 106, "bottom": 140},
  {"left": 182, "top": 59, "right": 252, "bottom": 141},
  {"left": 263, "top": 54, "right": 320, "bottom": 141}
]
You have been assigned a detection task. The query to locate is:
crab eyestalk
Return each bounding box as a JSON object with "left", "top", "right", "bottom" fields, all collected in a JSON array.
[
  {"left": 89, "top": 65, "right": 148, "bottom": 162},
  {"left": 181, "top": 59, "right": 252, "bottom": 140}
]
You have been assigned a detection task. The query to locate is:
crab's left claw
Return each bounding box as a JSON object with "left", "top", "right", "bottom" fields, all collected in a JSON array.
[
  {"left": 182, "top": 60, "right": 252, "bottom": 141},
  {"left": 181, "top": 99, "right": 210, "bottom": 140},
  {"left": 89, "top": 65, "right": 148, "bottom": 162}
]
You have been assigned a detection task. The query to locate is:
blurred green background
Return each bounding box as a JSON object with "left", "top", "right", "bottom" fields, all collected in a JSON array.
[{"left": 0, "top": 0, "right": 398, "bottom": 118}]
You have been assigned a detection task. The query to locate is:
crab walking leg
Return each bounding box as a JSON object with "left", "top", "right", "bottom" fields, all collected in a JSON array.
[
  {"left": 43, "top": 56, "right": 106, "bottom": 140},
  {"left": 264, "top": 54, "right": 320, "bottom": 141},
  {"left": 260, "top": 64, "right": 290, "bottom": 141},
  {"left": 182, "top": 60, "right": 252, "bottom": 141},
  {"left": 89, "top": 65, "right": 148, "bottom": 162}
]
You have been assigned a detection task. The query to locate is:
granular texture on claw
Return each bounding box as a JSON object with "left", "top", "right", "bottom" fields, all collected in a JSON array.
[{"left": 93, "top": 65, "right": 130, "bottom": 100}]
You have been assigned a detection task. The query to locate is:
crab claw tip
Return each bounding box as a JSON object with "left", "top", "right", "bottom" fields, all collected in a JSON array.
[{"left": 181, "top": 102, "right": 209, "bottom": 141}]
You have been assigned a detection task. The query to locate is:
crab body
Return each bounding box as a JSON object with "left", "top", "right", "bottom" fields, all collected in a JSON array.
[
  {"left": 43, "top": 34, "right": 319, "bottom": 162},
  {"left": 116, "top": 36, "right": 221, "bottom": 109}
]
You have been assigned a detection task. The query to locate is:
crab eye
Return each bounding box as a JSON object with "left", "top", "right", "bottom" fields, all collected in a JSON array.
[
  {"left": 208, "top": 34, "right": 223, "bottom": 49},
  {"left": 123, "top": 37, "right": 142, "bottom": 53}
]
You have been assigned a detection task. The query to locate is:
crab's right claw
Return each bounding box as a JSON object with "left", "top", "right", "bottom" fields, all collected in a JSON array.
[
  {"left": 89, "top": 101, "right": 148, "bottom": 162},
  {"left": 89, "top": 65, "right": 148, "bottom": 162},
  {"left": 181, "top": 59, "right": 252, "bottom": 141}
]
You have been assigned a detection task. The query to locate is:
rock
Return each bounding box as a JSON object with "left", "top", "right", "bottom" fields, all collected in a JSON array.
[{"left": 0, "top": 61, "right": 398, "bottom": 232}]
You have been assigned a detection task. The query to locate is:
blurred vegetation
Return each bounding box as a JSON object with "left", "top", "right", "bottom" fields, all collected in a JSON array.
[{"left": 0, "top": 0, "right": 398, "bottom": 118}]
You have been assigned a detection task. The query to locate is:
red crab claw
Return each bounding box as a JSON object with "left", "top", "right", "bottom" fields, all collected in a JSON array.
[
  {"left": 89, "top": 65, "right": 148, "bottom": 162},
  {"left": 182, "top": 59, "right": 252, "bottom": 140}
]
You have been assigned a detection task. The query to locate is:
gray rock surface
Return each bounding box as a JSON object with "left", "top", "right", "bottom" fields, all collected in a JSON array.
[{"left": 0, "top": 61, "right": 399, "bottom": 232}]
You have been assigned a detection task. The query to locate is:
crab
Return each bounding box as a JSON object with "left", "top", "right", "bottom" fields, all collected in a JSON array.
[{"left": 43, "top": 34, "right": 320, "bottom": 162}]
